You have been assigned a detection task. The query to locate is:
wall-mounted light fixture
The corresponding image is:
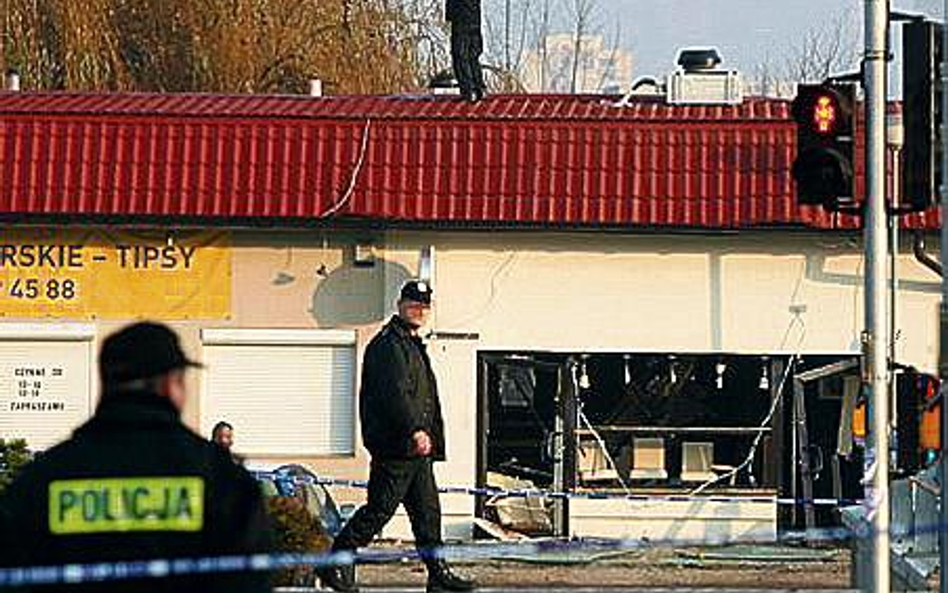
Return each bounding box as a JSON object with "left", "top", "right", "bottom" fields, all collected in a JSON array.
[
  {"left": 579, "top": 355, "right": 591, "bottom": 390},
  {"left": 353, "top": 243, "right": 376, "bottom": 267},
  {"left": 419, "top": 245, "right": 435, "bottom": 282},
  {"left": 715, "top": 360, "right": 727, "bottom": 390},
  {"left": 759, "top": 356, "right": 771, "bottom": 391}
]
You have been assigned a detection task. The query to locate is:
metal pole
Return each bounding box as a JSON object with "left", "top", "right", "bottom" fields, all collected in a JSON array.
[
  {"left": 939, "top": 2, "right": 948, "bottom": 591},
  {"left": 865, "top": 2, "right": 890, "bottom": 592},
  {"left": 888, "top": 146, "right": 900, "bottom": 492},
  {"left": 888, "top": 111, "right": 902, "bottom": 436},
  {"left": 890, "top": 150, "right": 899, "bottom": 432}
]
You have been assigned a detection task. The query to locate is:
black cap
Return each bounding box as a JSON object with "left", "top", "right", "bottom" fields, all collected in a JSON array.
[
  {"left": 399, "top": 280, "right": 433, "bottom": 305},
  {"left": 100, "top": 322, "right": 202, "bottom": 385}
]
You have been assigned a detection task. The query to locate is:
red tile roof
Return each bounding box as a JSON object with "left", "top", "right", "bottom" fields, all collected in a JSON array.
[{"left": 0, "top": 91, "right": 937, "bottom": 230}]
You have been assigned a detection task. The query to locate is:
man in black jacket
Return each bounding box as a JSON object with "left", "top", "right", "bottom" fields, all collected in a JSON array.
[
  {"left": 318, "top": 281, "right": 475, "bottom": 593},
  {"left": 446, "top": 0, "right": 486, "bottom": 102},
  {"left": 0, "top": 322, "right": 273, "bottom": 592}
]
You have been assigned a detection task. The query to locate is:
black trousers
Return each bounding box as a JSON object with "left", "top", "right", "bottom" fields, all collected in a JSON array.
[
  {"left": 450, "top": 26, "right": 485, "bottom": 96},
  {"left": 332, "top": 457, "right": 442, "bottom": 560}
]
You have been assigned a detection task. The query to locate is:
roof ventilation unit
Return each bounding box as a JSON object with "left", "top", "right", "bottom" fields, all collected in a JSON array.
[
  {"left": 667, "top": 48, "right": 743, "bottom": 105},
  {"left": 428, "top": 69, "right": 460, "bottom": 96}
]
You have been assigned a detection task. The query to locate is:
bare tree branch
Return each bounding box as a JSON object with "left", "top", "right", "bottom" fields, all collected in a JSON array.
[
  {"left": 596, "top": 19, "right": 621, "bottom": 92},
  {"left": 565, "top": 0, "right": 596, "bottom": 93},
  {"left": 751, "top": 11, "right": 859, "bottom": 97}
]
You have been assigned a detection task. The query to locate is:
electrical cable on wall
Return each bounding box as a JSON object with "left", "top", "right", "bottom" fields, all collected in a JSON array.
[
  {"left": 320, "top": 118, "right": 372, "bottom": 218},
  {"left": 448, "top": 251, "right": 518, "bottom": 328}
]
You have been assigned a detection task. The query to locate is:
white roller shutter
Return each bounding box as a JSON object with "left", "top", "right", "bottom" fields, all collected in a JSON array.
[
  {"left": 0, "top": 324, "right": 95, "bottom": 450},
  {"left": 201, "top": 329, "right": 356, "bottom": 457}
]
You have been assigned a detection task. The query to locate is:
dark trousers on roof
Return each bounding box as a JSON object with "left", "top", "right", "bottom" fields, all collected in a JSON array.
[
  {"left": 332, "top": 457, "right": 442, "bottom": 559},
  {"left": 450, "top": 26, "right": 485, "bottom": 97}
]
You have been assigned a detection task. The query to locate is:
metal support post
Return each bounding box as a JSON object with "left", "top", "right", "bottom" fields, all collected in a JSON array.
[
  {"left": 888, "top": 117, "right": 902, "bottom": 436},
  {"left": 865, "top": 1, "right": 890, "bottom": 592}
]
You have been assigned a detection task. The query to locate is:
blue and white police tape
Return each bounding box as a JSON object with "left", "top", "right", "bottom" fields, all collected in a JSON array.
[
  {"left": 255, "top": 471, "right": 863, "bottom": 508},
  {"left": 0, "top": 524, "right": 867, "bottom": 588}
]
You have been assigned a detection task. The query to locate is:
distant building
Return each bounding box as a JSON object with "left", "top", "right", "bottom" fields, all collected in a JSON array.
[
  {"left": 746, "top": 72, "right": 796, "bottom": 99},
  {"left": 521, "top": 33, "right": 633, "bottom": 94}
]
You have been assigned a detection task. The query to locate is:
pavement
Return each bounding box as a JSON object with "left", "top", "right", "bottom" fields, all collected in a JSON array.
[
  {"left": 275, "top": 587, "right": 858, "bottom": 593},
  {"left": 273, "top": 543, "right": 854, "bottom": 592}
]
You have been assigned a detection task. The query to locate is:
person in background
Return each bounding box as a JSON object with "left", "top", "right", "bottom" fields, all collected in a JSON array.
[
  {"left": 212, "top": 420, "right": 235, "bottom": 452},
  {"left": 446, "top": 0, "right": 486, "bottom": 103}
]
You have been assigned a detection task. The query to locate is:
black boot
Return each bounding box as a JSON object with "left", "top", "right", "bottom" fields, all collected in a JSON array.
[
  {"left": 426, "top": 559, "right": 476, "bottom": 592},
  {"left": 315, "top": 562, "right": 358, "bottom": 593}
]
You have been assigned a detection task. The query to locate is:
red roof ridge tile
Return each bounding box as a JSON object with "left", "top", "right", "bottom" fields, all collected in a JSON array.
[{"left": 0, "top": 90, "right": 793, "bottom": 123}]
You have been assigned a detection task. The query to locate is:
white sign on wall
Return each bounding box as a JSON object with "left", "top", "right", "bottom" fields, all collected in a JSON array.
[{"left": 0, "top": 325, "right": 94, "bottom": 450}]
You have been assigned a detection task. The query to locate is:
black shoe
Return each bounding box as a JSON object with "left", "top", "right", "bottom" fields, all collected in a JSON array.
[
  {"left": 474, "top": 89, "right": 487, "bottom": 102},
  {"left": 426, "top": 559, "right": 476, "bottom": 592},
  {"left": 316, "top": 563, "right": 358, "bottom": 593},
  {"left": 459, "top": 91, "right": 479, "bottom": 104}
]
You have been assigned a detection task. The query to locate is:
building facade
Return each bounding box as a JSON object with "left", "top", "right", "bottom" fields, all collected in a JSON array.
[
  {"left": 0, "top": 92, "right": 939, "bottom": 540},
  {"left": 520, "top": 34, "right": 634, "bottom": 93}
]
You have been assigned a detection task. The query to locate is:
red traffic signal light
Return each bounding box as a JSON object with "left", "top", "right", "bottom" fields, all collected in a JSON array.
[
  {"left": 792, "top": 84, "right": 854, "bottom": 137},
  {"left": 791, "top": 83, "right": 857, "bottom": 209},
  {"left": 813, "top": 95, "right": 837, "bottom": 134}
]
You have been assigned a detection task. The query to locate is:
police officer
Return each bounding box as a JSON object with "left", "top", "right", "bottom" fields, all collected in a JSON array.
[
  {"left": 446, "top": 0, "right": 486, "bottom": 103},
  {"left": 0, "top": 322, "right": 273, "bottom": 592},
  {"left": 318, "top": 281, "right": 475, "bottom": 593}
]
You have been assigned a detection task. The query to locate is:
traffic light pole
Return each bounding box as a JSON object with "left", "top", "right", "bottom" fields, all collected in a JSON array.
[{"left": 865, "top": 2, "right": 890, "bottom": 593}]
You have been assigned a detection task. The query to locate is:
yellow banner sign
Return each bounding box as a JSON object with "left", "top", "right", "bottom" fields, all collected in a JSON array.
[
  {"left": 49, "top": 477, "right": 205, "bottom": 534},
  {"left": 0, "top": 229, "right": 230, "bottom": 319}
]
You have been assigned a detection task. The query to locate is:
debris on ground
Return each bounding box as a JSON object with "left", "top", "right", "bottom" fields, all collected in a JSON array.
[{"left": 484, "top": 472, "right": 553, "bottom": 536}]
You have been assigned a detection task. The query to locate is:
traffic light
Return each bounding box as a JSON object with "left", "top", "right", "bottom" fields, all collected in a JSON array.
[
  {"left": 791, "top": 83, "right": 857, "bottom": 210},
  {"left": 895, "top": 370, "right": 941, "bottom": 474},
  {"left": 902, "top": 20, "right": 943, "bottom": 212}
]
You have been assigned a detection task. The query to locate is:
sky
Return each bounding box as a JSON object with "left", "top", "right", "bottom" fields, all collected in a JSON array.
[{"left": 601, "top": 0, "right": 943, "bottom": 83}]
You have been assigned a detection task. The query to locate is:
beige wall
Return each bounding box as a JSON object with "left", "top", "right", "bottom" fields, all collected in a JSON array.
[{"left": 395, "top": 231, "right": 940, "bottom": 365}]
